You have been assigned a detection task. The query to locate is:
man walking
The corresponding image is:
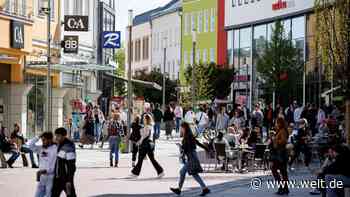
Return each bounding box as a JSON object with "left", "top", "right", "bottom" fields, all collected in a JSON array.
[
  {"left": 52, "top": 128, "right": 77, "bottom": 197},
  {"left": 174, "top": 104, "right": 183, "bottom": 134},
  {"left": 152, "top": 104, "right": 163, "bottom": 141}
]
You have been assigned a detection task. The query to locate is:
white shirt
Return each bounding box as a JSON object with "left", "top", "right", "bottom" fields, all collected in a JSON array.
[
  {"left": 196, "top": 111, "right": 208, "bottom": 126},
  {"left": 27, "top": 137, "right": 57, "bottom": 174},
  {"left": 184, "top": 111, "right": 195, "bottom": 124},
  {"left": 294, "top": 107, "right": 304, "bottom": 122}
]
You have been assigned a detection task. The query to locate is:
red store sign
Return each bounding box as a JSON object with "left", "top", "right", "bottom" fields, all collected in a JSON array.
[{"left": 272, "top": 0, "right": 287, "bottom": 11}]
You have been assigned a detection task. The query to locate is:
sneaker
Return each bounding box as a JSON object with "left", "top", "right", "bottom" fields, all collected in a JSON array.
[
  {"left": 127, "top": 173, "right": 138, "bottom": 179},
  {"left": 200, "top": 188, "right": 210, "bottom": 196},
  {"left": 170, "top": 187, "right": 181, "bottom": 195},
  {"left": 157, "top": 172, "right": 165, "bottom": 178},
  {"left": 32, "top": 165, "right": 39, "bottom": 169}
]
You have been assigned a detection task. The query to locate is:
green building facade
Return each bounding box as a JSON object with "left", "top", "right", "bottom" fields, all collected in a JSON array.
[{"left": 180, "top": 0, "right": 218, "bottom": 84}]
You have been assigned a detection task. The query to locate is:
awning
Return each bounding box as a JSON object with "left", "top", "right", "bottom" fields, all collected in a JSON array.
[
  {"left": 104, "top": 72, "right": 162, "bottom": 91},
  {"left": 26, "top": 63, "right": 116, "bottom": 72}
]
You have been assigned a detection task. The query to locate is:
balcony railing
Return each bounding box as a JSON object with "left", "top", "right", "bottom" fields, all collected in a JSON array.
[{"left": 0, "top": 0, "right": 33, "bottom": 21}]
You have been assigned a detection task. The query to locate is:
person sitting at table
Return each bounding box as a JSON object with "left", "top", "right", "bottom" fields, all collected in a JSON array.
[
  {"left": 214, "top": 132, "right": 230, "bottom": 170},
  {"left": 239, "top": 128, "right": 250, "bottom": 145},
  {"left": 247, "top": 127, "right": 262, "bottom": 149}
]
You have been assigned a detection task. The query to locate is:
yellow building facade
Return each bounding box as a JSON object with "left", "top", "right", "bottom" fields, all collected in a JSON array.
[{"left": 0, "top": 0, "right": 62, "bottom": 136}]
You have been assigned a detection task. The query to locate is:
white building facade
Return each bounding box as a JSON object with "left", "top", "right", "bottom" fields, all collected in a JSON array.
[{"left": 151, "top": 0, "right": 182, "bottom": 80}]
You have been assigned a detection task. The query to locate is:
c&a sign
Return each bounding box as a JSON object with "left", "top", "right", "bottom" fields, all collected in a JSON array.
[
  {"left": 10, "top": 20, "right": 24, "bottom": 49},
  {"left": 64, "top": 16, "right": 89, "bottom": 31}
]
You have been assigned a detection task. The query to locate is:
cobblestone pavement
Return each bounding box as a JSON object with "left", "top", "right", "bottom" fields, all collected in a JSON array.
[{"left": 0, "top": 134, "right": 315, "bottom": 197}]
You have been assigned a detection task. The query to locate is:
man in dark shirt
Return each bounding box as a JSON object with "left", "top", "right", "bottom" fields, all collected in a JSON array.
[
  {"left": 152, "top": 104, "right": 163, "bottom": 141},
  {"left": 52, "top": 127, "right": 77, "bottom": 197}
]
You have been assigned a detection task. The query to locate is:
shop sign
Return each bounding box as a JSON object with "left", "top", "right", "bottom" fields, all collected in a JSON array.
[
  {"left": 62, "top": 36, "right": 79, "bottom": 54},
  {"left": 64, "top": 16, "right": 89, "bottom": 31},
  {"left": 10, "top": 20, "right": 24, "bottom": 49},
  {"left": 102, "top": 31, "right": 121, "bottom": 48},
  {"left": 272, "top": 0, "right": 295, "bottom": 11}
]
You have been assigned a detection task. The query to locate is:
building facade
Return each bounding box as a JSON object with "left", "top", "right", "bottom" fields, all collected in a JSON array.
[
  {"left": 151, "top": 0, "right": 181, "bottom": 80},
  {"left": 180, "top": 0, "right": 219, "bottom": 84},
  {"left": 225, "top": 0, "right": 318, "bottom": 108},
  {"left": 0, "top": 0, "right": 34, "bottom": 136}
]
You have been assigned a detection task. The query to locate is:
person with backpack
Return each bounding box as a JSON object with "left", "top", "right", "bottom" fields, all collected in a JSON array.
[
  {"left": 108, "top": 113, "right": 124, "bottom": 167},
  {"left": 195, "top": 106, "right": 209, "bottom": 135}
]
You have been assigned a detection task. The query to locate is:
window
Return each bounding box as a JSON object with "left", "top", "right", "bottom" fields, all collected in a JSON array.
[
  {"left": 210, "top": 8, "right": 216, "bottom": 32},
  {"left": 210, "top": 48, "right": 215, "bottom": 63},
  {"left": 135, "top": 39, "right": 141, "bottom": 62},
  {"left": 204, "top": 10, "right": 208, "bottom": 32},
  {"left": 253, "top": 24, "right": 267, "bottom": 60},
  {"left": 227, "top": 30, "right": 233, "bottom": 67},
  {"left": 283, "top": 19, "right": 291, "bottom": 39},
  {"left": 184, "top": 13, "right": 189, "bottom": 35},
  {"left": 203, "top": 49, "right": 208, "bottom": 64},
  {"left": 142, "top": 36, "right": 149, "bottom": 60},
  {"left": 197, "top": 11, "right": 202, "bottom": 33},
  {"left": 196, "top": 49, "right": 201, "bottom": 63},
  {"left": 292, "top": 16, "right": 305, "bottom": 60},
  {"left": 191, "top": 12, "right": 196, "bottom": 31},
  {"left": 239, "top": 27, "right": 252, "bottom": 66},
  {"left": 37, "top": 0, "right": 54, "bottom": 20},
  {"left": 184, "top": 51, "right": 188, "bottom": 68},
  {"left": 233, "top": 30, "right": 240, "bottom": 68}
]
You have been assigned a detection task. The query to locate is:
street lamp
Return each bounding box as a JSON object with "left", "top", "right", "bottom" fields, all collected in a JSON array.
[
  {"left": 191, "top": 29, "right": 197, "bottom": 109},
  {"left": 126, "top": 9, "right": 133, "bottom": 153},
  {"left": 41, "top": 0, "right": 52, "bottom": 132},
  {"left": 162, "top": 37, "right": 167, "bottom": 110}
]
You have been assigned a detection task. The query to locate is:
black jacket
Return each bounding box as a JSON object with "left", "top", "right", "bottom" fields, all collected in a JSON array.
[
  {"left": 323, "top": 146, "right": 350, "bottom": 177},
  {"left": 55, "top": 138, "right": 76, "bottom": 182}
]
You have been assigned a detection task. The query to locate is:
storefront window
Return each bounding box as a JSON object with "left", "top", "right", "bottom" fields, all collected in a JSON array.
[
  {"left": 253, "top": 24, "right": 267, "bottom": 62},
  {"left": 233, "top": 30, "right": 240, "bottom": 69},
  {"left": 267, "top": 22, "right": 275, "bottom": 41},
  {"left": 239, "top": 27, "right": 252, "bottom": 66},
  {"left": 227, "top": 30, "right": 233, "bottom": 67},
  {"left": 283, "top": 19, "right": 291, "bottom": 38},
  {"left": 292, "top": 16, "right": 305, "bottom": 61}
]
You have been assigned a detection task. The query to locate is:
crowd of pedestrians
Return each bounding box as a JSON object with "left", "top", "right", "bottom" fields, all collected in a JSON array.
[{"left": 0, "top": 99, "right": 349, "bottom": 197}]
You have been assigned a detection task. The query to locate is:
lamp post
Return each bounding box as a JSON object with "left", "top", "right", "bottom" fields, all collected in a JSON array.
[
  {"left": 191, "top": 29, "right": 196, "bottom": 109},
  {"left": 41, "top": 0, "right": 52, "bottom": 132},
  {"left": 126, "top": 9, "right": 133, "bottom": 153},
  {"left": 162, "top": 37, "right": 167, "bottom": 110}
]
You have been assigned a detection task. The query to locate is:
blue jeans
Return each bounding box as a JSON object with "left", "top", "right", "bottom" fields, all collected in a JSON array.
[
  {"left": 109, "top": 136, "right": 120, "bottom": 162},
  {"left": 176, "top": 118, "right": 182, "bottom": 133},
  {"left": 7, "top": 150, "right": 20, "bottom": 166},
  {"left": 35, "top": 174, "right": 54, "bottom": 197},
  {"left": 325, "top": 175, "right": 350, "bottom": 197},
  {"left": 21, "top": 145, "right": 37, "bottom": 166},
  {"left": 178, "top": 161, "right": 207, "bottom": 190},
  {"left": 153, "top": 122, "right": 161, "bottom": 141},
  {"left": 94, "top": 122, "right": 102, "bottom": 142}
]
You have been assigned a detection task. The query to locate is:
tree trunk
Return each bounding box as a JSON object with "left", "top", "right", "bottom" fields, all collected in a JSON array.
[{"left": 346, "top": 99, "right": 350, "bottom": 145}]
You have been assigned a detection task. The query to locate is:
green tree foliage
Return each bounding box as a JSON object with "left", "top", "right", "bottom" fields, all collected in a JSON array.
[
  {"left": 133, "top": 68, "right": 178, "bottom": 104},
  {"left": 257, "top": 20, "right": 302, "bottom": 104},
  {"left": 184, "top": 63, "right": 234, "bottom": 102},
  {"left": 315, "top": 0, "right": 350, "bottom": 97},
  {"left": 114, "top": 48, "right": 126, "bottom": 96}
]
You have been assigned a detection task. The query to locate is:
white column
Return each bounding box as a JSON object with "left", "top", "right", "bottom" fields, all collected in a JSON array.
[
  {"left": 51, "top": 88, "right": 68, "bottom": 130},
  {"left": 0, "top": 84, "right": 32, "bottom": 137}
]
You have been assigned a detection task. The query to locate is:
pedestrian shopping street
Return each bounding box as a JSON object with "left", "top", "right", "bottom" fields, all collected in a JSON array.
[{"left": 0, "top": 133, "right": 316, "bottom": 197}]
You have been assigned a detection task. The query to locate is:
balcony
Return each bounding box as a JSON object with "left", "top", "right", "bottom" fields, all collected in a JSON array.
[{"left": 0, "top": 0, "right": 33, "bottom": 21}]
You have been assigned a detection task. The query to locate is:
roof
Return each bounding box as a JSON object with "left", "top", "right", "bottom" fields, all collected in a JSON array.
[
  {"left": 133, "top": 7, "right": 163, "bottom": 26},
  {"left": 151, "top": 0, "right": 182, "bottom": 19},
  {"left": 133, "top": 0, "right": 181, "bottom": 26}
]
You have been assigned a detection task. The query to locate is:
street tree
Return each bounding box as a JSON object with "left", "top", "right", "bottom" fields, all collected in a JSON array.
[
  {"left": 114, "top": 48, "right": 126, "bottom": 96},
  {"left": 257, "top": 20, "right": 302, "bottom": 106},
  {"left": 133, "top": 68, "right": 178, "bottom": 105},
  {"left": 315, "top": 0, "right": 350, "bottom": 143}
]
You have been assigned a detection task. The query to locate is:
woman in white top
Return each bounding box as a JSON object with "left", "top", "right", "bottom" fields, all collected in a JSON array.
[{"left": 130, "top": 114, "right": 164, "bottom": 178}]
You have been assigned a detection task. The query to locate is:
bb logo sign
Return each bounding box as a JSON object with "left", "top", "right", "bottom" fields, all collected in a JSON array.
[
  {"left": 64, "top": 16, "right": 89, "bottom": 31},
  {"left": 102, "top": 31, "right": 121, "bottom": 49},
  {"left": 10, "top": 20, "right": 24, "bottom": 49},
  {"left": 62, "top": 36, "right": 79, "bottom": 54}
]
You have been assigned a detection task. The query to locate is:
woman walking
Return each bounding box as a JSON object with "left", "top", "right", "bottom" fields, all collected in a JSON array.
[
  {"left": 131, "top": 114, "right": 164, "bottom": 178},
  {"left": 163, "top": 106, "right": 175, "bottom": 140},
  {"left": 170, "top": 122, "right": 211, "bottom": 196},
  {"left": 129, "top": 115, "right": 142, "bottom": 167},
  {"left": 269, "top": 117, "right": 289, "bottom": 195},
  {"left": 80, "top": 110, "right": 95, "bottom": 149},
  {"left": 108, "top": 113, "right": 123, "bottom": 167}
]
